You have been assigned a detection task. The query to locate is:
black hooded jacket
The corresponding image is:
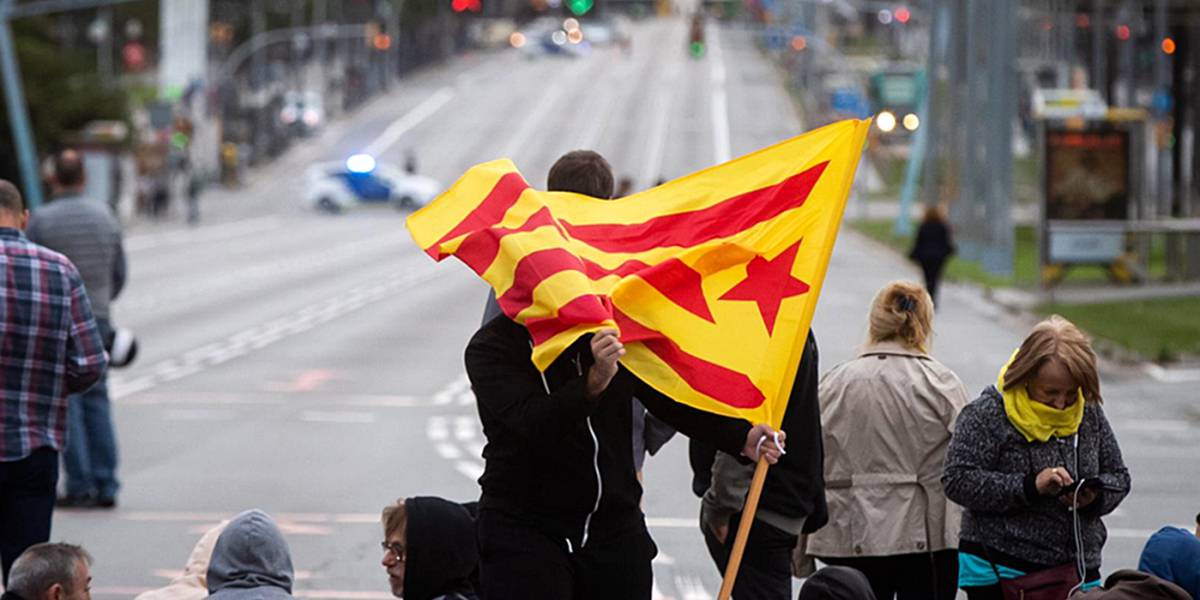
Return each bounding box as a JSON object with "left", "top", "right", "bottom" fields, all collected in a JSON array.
[
  {"left": 403, "top": 497, "right": 479, "bottom": 600},
  {"left": 466, "top": 316, "right": 751, "bottom": 546},
  {"left": 691, "top": 331, "right": 829, "bottom": 533}
]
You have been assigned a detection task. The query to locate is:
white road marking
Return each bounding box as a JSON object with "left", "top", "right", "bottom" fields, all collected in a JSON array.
[
  {"left": 162, "top": 409, "right": 236, "bottom": 421},
  {"left": 708, "top": 24, "right": 731, "bottom": 165},
  {"left": 455, "top": 460, "right": 484, "bottom": 481},
  {"left": 300, "top": 411, "right": 376, "bottom": 424},
  {"left": 1142, "top": 363, "right": 1200, "bottom": 383},
  {"left": 676, "top": 574, "right": 714, "bottom": 600},
  {"left": 641, "top": 24, "right": 684, "bottom": 187},
  {"left": 454, "top": 416, "right": 477, "bottom": 440},
  {"left": 427, "top": 416, "right": 449, "bottom": 441},
  {"left": 436, "top": 442, "right": 463, "bottom": 460},
  {"left": 362, "top": 87, "right": 456, "bottom": 157},
  {"left": 646, "top": 517, "right": 698, "bottom": 529},
  {"left": 1114, "top": 419, "right": 1191, "bottom": 433},
  {"left": 110, "top": 264, "right": 441, "bottom": 402}
]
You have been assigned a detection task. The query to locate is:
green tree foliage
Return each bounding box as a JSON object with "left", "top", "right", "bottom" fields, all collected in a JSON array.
[{"left": 0, "top": 17, "right": 129, "bottom": 189}]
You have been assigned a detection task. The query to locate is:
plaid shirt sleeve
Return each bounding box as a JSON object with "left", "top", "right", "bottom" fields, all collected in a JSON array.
[{"left": 65, "top": 267, "right": 109, "bottom": 394}]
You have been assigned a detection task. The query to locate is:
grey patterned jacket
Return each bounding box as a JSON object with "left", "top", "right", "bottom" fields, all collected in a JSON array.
[{"left": 943, "top": 386, "right": 1131, "bottom": 570}]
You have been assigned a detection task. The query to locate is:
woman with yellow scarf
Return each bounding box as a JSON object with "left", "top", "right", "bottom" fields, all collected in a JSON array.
[{"left": 943, "top": 316, "right": 1130, "bottom": 600}]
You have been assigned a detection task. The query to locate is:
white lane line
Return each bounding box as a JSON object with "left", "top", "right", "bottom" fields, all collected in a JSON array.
[
  {"left": 126, "top": 216, "right": 283, "bottom": 252},
  {"left": 294, "top": 592, "right": 393, "bottom": 600},
  {"left": 502, "top": 79, "right": 571, "bottom": 159},
  {"left": 1114, "top": 419, "right": 1192, "bottom": 433},
  {"left": 436, "top": 442, "right": 463, "bottom": 460},
  {"left": 676, "top": 574, "right": 714, "bottom": 600},
  {"left": 300, "top": 411, "right": 376, "bottom": 424},
  {"left": 454, "top": 416, "right": 477, "bottom": 440},
  {"left": 646, "top": 517, "right": 697, "bottom": 528},
  {"left": 110, "top": 263, "right": 441, "bottom": 402},
  {"left": 427, "top": 416, "right": 449, "bottom": 441},
  {"left": 708, "top": 23, "right": 732, "bottom": 165},
  {"left": 640, "top": 22, "right": 685, "bottom": 187},
  {"left": 455, "top": 460, "right": 484, "bottom": 481},
  {"left": 1143, "top": 363, "right": 1200, "bottom": 383},
  {"left": 162, "top": 409, "right": 236, "bottom": 421},
  {"left": 362, "top": 87, "right": 456, "bottom": 157}
]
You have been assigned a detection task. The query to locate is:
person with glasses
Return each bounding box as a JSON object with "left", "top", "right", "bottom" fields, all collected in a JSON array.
[{"left": 381, "top": 497, "right": 478, "bottom": 600}]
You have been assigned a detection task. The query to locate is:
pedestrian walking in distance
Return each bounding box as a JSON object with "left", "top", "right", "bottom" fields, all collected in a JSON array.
[
  {"left": 0, "top": 179, "right": 108, "bottom": 584},
  {"left": 808, "top": 281, "right": 968, "bottom": 600},
  {"left": 943, "top": 315, "right": 1130, "bottom": 599},
  {"left": 908, "top": 205, "right": 954, "bottom": 306},
  {"left": 27, "top": 150, "right": 127, "bottom": 509}
]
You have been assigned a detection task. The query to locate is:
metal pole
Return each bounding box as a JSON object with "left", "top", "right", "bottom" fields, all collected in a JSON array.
[
  {"left": 1092, "top": 0, "right": 1106, "bottom": 98},
  {"left": 251, "top": 0, "right": 265, "bottom": 87},
  {"left": 99, "top": 6, "right": 112, "bottom": 83},
  {"left": 983, "top": 0, "right": 1015, "bottom": 277},
  {"left": 0, "top": 10, "right": 44, "bottom": 208}
]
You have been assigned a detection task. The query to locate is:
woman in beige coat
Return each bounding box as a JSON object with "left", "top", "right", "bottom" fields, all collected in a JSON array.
[{"left": 807, "top": 281, "right": 969, "bottom": 600}]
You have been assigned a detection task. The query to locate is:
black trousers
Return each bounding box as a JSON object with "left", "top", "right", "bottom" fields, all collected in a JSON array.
[
  {"left": 820, "top": 550, "right": 959, "bottom": 600},
  {"left": 963, "top": 585, "right": 1003, "bottom": 600},
  {"left": 920, "top": 258, "right": 947, "bottom": 306},
  {"left": 702, "top": 511, "right": 797, "bottom": 600},
  {"left": 477, "top": 509, "right": 656, "bottom": 600},
  {"left": 0, "top": 447, "right": 59, "bottom": 585}
]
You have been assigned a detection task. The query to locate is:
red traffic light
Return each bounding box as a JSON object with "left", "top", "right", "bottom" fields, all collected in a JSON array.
[
  {"left": 452, "top": 0, "right": 481, "bottom": 12},
  {"left": 894, "top": 7, "right": 911, "bottom": 24}
]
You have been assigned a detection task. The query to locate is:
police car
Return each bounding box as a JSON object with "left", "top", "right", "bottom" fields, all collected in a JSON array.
[{"left": 304, "top": 154, "right": 442, "bottom": 213}]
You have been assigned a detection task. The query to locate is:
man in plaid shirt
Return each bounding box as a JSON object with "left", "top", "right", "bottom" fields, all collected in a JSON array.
[{"left": 0, "top": 180, "right": 108, "bottom": 585}]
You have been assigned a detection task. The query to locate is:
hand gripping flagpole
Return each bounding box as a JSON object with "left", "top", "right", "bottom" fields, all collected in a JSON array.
[{"left": 717, "top": 455, "right": 771, "bottom": 600}]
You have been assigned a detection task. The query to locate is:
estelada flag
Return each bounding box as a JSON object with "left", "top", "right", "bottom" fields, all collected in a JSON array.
[{"left": 408, "top": 119, "right": 870, "bottom": 428}]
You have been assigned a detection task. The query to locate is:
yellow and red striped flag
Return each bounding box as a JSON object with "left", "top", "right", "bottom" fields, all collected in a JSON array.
[{"left": 407, "top": 119, "right": 870, "bottom": 428}]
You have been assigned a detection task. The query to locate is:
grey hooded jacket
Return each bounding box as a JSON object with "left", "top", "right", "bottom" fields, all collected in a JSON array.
[{"left": 207, "top": 510, "right": 295, "bottom": 599}]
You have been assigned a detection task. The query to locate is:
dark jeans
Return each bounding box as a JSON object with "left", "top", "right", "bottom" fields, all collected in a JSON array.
[
  {"left": 0, "top": 448, "right": 59, "bottom": 585},
  {"left": 821, "top": 550, "right": 959, "bottom": 600},
  {"left": 702, "top": 511, "right": 797, "bottom": 600},
  {"left": 63, "top": 318, "right": 119, "bottom": 500},
  {"left": 477, "top": 509, "right": 656, "bottom": 600},
  {"left": 963, "top": 585, "right": 1003, "bottom": 600}
]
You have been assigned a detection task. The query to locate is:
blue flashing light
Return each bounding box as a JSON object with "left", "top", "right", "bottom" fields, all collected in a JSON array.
[{"left": 347, "top": 154, "right": 377, "bottom": 174}]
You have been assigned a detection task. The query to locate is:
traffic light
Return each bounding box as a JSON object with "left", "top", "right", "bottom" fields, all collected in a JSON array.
[
  {"left": 452, "top": 0, "right": 481, "bottom": 12},
  {"left": 567, "top": 0, "right": 593, "bottom": 16}
]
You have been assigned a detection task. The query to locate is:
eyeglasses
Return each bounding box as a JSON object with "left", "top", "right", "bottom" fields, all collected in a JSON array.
[{"left": 381, "top": 541, "right": 407, "bottom": 562}]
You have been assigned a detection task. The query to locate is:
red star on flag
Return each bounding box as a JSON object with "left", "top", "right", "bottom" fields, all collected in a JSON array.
[{"left": 719, "top": 241, "right": 811, "bottom": 335}]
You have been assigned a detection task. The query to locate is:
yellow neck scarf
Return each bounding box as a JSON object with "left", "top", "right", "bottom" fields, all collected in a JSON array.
[{"left": 998, "top": 350, "right": 1084, "bottom": 442}]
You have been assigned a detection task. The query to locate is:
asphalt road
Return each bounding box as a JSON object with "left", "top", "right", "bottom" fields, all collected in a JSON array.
[{"left": 43, "top": 16, "right": 1198, "bottom": 600}]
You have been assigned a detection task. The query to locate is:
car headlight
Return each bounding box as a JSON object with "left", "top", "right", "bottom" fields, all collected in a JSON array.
[{"left": 876, "top": 111, "right": 896, "bottom": 133}]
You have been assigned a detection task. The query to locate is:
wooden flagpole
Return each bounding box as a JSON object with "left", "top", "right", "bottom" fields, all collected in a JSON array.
[{"left": 717, "top": 456, "right": 771, "bottom": 600}]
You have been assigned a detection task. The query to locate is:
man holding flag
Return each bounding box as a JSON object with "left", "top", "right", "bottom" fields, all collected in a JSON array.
[
  {"left": 408, "top": 119, "right": 870, "bottom": 599},
  {"left": 466, "top": 150, "right": 786, "bottom": 599}
]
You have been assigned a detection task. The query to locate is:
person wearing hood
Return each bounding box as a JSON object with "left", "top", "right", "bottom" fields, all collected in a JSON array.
[
  {"left": 798, "top": 566, "right": 878, "bottom": 600},
  {"left": 136, "top": 521, "right": 228, "bottom": 600},
  {"left": 380, "top": 497, "right": 478, "bottom": 600},
  {"left": 207, "top": 510, "right": 295, "bottom": 599},
  {"left": 1137, "top": 513, "right": 1200, "bottom": 600}
]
